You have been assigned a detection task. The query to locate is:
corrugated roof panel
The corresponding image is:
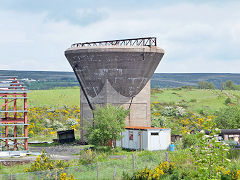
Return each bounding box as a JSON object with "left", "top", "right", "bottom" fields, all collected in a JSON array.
[{"left": 125, "top": 126, "right": 166, "bottom": 130}]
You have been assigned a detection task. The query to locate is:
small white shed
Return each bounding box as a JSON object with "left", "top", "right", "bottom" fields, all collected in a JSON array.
[{"left": 116, "top": 126, "right": 171, "bottom": 151}]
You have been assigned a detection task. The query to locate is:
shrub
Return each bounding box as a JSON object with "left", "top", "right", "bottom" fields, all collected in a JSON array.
[
  {"left": 225, "top": 97, "right": 232, "bottom": 105},
  {"left": 182, "top": 134, "right": 199, "bottom": 148},
  {"left": 132, "top": 161, "right": 175, "bottom": 179},
  {"left": 86, "top": 104, "right": 129, "bottom": 146},
  {"left": 25, "top": 150, "right": 74, "bottom": 179},
  {"left": 228, "top": 149, "right": 240, "bottom": 160},
  {"left": 25, "top": 150, "right": 69, "bottom": 172},
  {"left": 79, "top": 149, "right": 97, "bottom": 165},
  {"left": 161, "top": 106, "right": 186, "bottom": 117},
  {"left": 215, "top": 106, "right": 240, "bottom": 129},
  {"left": 151, "top": 116, "right": 167, "bottom": 127},
  {"left": 189, "top": 99, "right": 197, "bottom": 103},
  {"left": 163, "top": 106, "right": 175, "bottom": 116},
  {"left": 219, "top": 168, "right": 240, "bottom": 180},
  {"left": 52, "top": 121, "right": 64, "bottom": 130},
  {"left": 190, "top": 129, "right": 231, "bottom": 179}
]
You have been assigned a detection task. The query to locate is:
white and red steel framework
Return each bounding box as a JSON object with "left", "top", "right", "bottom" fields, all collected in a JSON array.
[{"left": 0, "top": 76, "right": 28, "bottom": 151}]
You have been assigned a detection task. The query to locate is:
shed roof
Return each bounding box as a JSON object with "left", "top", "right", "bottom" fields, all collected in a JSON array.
[{"left": 125, "top": 126, "right": 166, "bottom": 130}]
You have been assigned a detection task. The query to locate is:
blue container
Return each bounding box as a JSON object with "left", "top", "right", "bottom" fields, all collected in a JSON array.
[{"left": 169, "top": 144, "right": 174, "bottom": 151}]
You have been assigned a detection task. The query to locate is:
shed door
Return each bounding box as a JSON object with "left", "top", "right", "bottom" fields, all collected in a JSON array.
[
  {"left": 159, "top": 130, "right": 170, "bottom": 150},
  {"left": 149, "top": 132, "right": 161, "bottom": 151}
]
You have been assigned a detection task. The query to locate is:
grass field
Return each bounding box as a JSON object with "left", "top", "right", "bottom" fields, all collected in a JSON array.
[
  {"left": 151, "top": 88, "right": 240, "bottom": 112},
  {"left": 28, "top": 88, "right": 80, "bottom": 107},
  {"left": 28, "top": 87, "right": 240, "bottom": 113}
]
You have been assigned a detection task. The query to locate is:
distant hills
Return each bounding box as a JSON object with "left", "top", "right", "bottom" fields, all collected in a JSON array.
[
  {"left": 0, "top": 70, "right": 77, "bottom": 89},
  {"left": 0, "top": 70, "right": 239, "bottom": 90},
  {"left": 151, "top": 73, "right": 240, "bottom": 89}
]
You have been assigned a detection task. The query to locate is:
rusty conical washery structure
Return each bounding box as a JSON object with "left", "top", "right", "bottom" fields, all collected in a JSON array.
[{"left": 65, "top": 37, "right": 164, "bottom": 143}]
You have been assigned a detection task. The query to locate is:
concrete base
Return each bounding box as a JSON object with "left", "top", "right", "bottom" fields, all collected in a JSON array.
[{"left": 80, "top": 80, "right": 151, "bottom": 143}]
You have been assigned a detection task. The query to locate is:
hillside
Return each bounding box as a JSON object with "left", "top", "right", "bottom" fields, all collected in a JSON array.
[
  {"left": 151, "top": 73, "right": 240, "bottom": 89},
  {"left": 151, "top": 88, "right": 240, "bottom": 113},
  {"left": 27, "top": 87, "right": 240, "bottom": 113},
  {"left": 0, "top": 70, "right": 240, "bottom": 90}
]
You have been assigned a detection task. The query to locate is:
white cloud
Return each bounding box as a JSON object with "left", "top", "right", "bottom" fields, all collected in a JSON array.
[
  {"left": 157, "top": 58, "right": 240, "bottom": 73},
  {"left": 0, "top": 1, "right": 240, "bottom": 72}
]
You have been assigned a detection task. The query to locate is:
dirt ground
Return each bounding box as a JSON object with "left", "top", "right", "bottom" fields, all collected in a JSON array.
[
  {"left": 29, "top": 144, "right": 84, "bottom": 156},
  {"left": 0, "top": 145, "right": 84, "bottom": 165}
]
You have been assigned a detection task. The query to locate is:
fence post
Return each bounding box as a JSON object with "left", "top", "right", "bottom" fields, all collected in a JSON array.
[
  {"left": 165, "top": 152, "right": 169, "bottom": 162},
  {"left": 113, "top": 165, "right": 116, "bottom": 180},
  {"left": 132, "top": 153, "right": 135, "bottom": 172},
  {"left": 10, "top": 173, "right": 12, "bottom": 180},
  {"left": 55, "top": 168, "right": 57, "bottom": 180},
  {"left": 97, "top": 162, "right": 99, "bottom": 180}
]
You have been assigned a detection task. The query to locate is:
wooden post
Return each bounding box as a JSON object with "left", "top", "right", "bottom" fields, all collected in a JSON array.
[
  {"left": 132, "top": 154, "right": 135, "bottom": 172},
  {"left": 55, "top": 168, "right": 57, "bottom": 180},
  {"left": 113, "top": 165, "right": 116, "bottom": 180},
  {"left": 97, "top": 162, "right": 99, "bottom": 180},
  {"left": 165, "top": 152, "right": 169, "bottom": 162}
]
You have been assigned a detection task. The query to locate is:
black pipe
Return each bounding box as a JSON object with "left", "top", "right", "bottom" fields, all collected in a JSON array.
[
  {"left": 73, "top": 65, "right": 94, "bottom": 111},
  {"left": 128, "top": 96, "right": 134, "bottom": 110}
]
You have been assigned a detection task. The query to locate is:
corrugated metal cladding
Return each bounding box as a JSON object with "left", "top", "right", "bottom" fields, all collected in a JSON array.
[{"left": 117, "top": 128, "right": 171, "bottom": 151}]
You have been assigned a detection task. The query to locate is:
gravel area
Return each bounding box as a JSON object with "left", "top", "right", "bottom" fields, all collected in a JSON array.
[
  {"left": 29, "top": 145, "right": 84, "bottom": 156},
  {"left": 0, "top": 145, "right": 86, "bottom": 162}
]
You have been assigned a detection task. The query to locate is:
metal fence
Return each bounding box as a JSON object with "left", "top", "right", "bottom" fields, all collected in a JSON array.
[{"left": 0, "top": 152, "right": 169, "bottom": 180}]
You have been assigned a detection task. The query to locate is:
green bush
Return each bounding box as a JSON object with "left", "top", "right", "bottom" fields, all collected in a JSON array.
[
  {"left": 25, "top": 150, "right": 69, "bottom": 172},
  {"left": 174, "top": 139, "right": 183, "bottom": 150},
  {"left": 131, "top": 161, "right": 176, "bottom": 180},
  {"left": 86, "top": 104, "right": 129, "bottom": 146},
  {"left": 79, "top": 149, "right": 97, "bottom": 165},
  {"left": 182, "top": 134, "right": 199, "bottom": 148},
  {"left": 24, "top": 150, "right": 74, "bottom": 179},
  {"left": 189, "top": 99, "right": 197, "bottom": 103},
  {"left": 225, "top": 97, "right": 232, "bottom": 105},
  {"left": 215, "top": 106, "right": 240, "bottom": 129},
  {"left": 228, "top": 149, "right": 240, "bottom": 160},
  {"left": 190, "top": 129, "right": 230, "bottom": 179}
]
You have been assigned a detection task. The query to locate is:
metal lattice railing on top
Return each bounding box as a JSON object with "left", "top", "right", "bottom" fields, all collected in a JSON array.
[{"left": 71, "top": 37, "right": 157, "bottom": 48}]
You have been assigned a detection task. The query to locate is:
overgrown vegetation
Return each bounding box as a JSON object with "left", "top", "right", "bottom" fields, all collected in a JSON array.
[
  {"left": 126, "top": 161, "right": 176, "bottom": 179},
  {"left": 215, "top": 106, "right": 240, "bottom": 129},
  {"left": 1, "top": 86, "right": 240, "bottom": 179},
  {"left": 25, "top": 150, "right": 74, "bottom": 180},
  {"left": 190, "top": 129, "right": 231, "bottom": 179},
  {"left": 27, "top": 106, "right": 80, "bottom": 141},
  {"left": 86, "top": 104, "right": 129, "bottom": 146}
]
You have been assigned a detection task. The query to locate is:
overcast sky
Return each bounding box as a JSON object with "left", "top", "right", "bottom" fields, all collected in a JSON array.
[{"left": 0, "top": 0, "right": 240, "bottom": 73}]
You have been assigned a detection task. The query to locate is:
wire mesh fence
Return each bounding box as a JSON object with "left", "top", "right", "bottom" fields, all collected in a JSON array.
[{"left": 0, "top": 152, "right": 169, "bottom": 180}]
